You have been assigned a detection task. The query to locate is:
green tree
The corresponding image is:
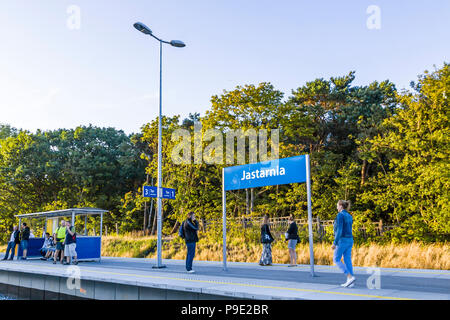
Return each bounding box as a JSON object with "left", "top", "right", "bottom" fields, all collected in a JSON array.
[{"left": 362, "top": 64, "right": 450, "bottom": 241}]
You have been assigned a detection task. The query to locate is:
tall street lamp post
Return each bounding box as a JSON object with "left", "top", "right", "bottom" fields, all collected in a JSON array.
[{"left": 134, "top": 22, "right": 185, "bottom": 268}]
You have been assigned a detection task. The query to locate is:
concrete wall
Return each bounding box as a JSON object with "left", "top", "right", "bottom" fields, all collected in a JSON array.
[{"left": 0, "top": 270, "right": 238, "bottom": 300}]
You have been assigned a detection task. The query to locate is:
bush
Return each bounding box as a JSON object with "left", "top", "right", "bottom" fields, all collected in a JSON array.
[{"left": 385, "top": 215, "right": 437, "bottom": 243}]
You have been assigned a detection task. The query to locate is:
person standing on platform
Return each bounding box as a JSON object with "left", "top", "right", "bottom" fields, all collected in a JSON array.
[
  {"left": 19, "top": 222, "right": 30, "bottom": 260},
  {"left": 53, "top": 220, "right": 66, "bottom": 264},
  {"left": 63, "top": 221, "right": 78, "bottom": 265},
  {"left": 259, "top": 215, "right": 274, "bottom": 266},
  {"left": 285, "top": 215, "right": 300, "bottom": 267},
  {"left": 332, "top": 200, "right": 356, "bottom": 288},
  {"left": 182, "top": 212, "right": 199, "bottom": 273},
  {"left": 2, "top": 226, "right": 20, "bottom": 260}
]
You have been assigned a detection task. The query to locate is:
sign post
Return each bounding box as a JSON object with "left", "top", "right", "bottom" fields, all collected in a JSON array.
[
  {"left": 222, "top": 155, "right": 315, "bottom": 276},
  {"left": 143, "top": 185, "right": 176, "bottom": 269},
  {"left": 305, "top": 154, "right": 315, "bottom": 276},
  {"left": 222, "top": 169, "right": 227, "bottom": 271}
]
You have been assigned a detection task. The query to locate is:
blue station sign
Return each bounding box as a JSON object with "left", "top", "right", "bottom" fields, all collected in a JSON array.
[{"left": 223, "top": 155, "right": 307, "bottom": 191}]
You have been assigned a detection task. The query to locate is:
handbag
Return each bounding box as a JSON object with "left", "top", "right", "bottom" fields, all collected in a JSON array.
[{"left": 178, "top": 222, "right": 185, "bottom": 239}]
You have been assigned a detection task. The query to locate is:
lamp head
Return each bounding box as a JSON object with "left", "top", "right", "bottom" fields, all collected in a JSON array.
[
  {"left": 133, "top": 22, "right": 152, "bottom": 35},
  {"left": 170, "top": 40, "right": 186, "bottom": 48}
]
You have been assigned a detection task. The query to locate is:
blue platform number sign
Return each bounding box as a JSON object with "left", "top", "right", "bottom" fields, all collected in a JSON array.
[
  {"left": 143, "top": 186, "right": 176, "bottom": 200},
  {"left": 223, "top": 155, "right": 307, "bottom": 191},
  {"left": 162, "top": 188, "right": 176, "bottom": 200},
  {"left": 143, "top": 186, "right": 157, "bottom": 198}
]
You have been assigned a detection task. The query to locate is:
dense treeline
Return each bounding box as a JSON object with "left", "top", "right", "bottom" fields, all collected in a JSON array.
[{"left": 0, "top": 64, "right": 448, "bottom": 243}]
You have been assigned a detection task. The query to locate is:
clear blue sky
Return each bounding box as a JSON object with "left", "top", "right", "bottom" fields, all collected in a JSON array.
[{"left": 0, "top": 0, "right": 448, "bottom": 134}]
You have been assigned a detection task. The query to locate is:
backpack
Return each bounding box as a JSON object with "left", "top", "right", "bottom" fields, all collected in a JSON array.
[
  {"left": 262, "top": 233, "right": 274, "bottom": 243},
  {"left": 261, "top": 224, "right": 274, "bottom": 244},
  {"left": 178, "top": 222, "right": 185, "bottom": 239}
]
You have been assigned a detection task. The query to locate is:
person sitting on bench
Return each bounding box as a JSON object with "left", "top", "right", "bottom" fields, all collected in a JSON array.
[{"left": 40, "top": 232, "right": 53, "bottom": 260}]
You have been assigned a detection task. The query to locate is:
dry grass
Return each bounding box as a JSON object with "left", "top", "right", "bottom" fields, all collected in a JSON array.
[
  {"left": 100, "top": 236, "right": 450, "bottom": 270},
  {"left": 101, "top": 235, "right": 157, "bottom": 258}
]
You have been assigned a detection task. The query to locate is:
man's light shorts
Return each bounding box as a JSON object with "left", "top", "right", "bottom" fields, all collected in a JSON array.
[{"left": 64, "top": 243, "right": 77, "bottom": 257}]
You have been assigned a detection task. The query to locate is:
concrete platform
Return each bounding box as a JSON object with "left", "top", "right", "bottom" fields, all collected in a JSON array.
[{"left": 0, "top": 255, "right": 449, "bottom": 300}]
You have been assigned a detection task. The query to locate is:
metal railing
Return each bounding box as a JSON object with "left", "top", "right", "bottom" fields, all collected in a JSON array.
[{"left": 200, "top": 216, "right": 396, "bottom": 240}]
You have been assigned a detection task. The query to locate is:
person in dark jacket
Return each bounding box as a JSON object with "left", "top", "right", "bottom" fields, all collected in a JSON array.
[
  {"left": 63, "top": 221, "right": 78, "bottom": 265},
  {"left": 285, "top": 215, "right": 300, "bottom": 267},
  {"left": 182, "top": 212, "right": 199, "bottom": 273},
  {"left": 20, "top": 223, "right": 30, "bottom": 260},
  {"left": 2, "top": 226, "right": 20, "bottom": 260},
  {"left": 332, "top": 200, "right": 355, "bottom": 288},
  {"left": 259, "top": 215, "right": 274, "bottom": 266}
]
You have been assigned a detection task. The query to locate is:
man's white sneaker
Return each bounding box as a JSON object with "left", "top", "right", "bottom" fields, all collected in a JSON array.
[
  {"left": 341, "top": 276, "right": 356, "bottom": 287},
  {"left": 187, "top": 270, "right": 195, "bottom": 273}
]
